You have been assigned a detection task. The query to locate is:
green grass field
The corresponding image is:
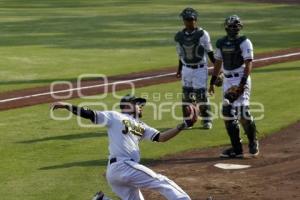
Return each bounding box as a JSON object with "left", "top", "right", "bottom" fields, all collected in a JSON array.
[
  {"left": 1, "top": 61, "right": 300, "bottom": 199},
  {"left": 0, "top": 0, "right": 299, "bottom": 92},
  {"left": 0, "top": 0, "right": 300, "bottom": 199}
]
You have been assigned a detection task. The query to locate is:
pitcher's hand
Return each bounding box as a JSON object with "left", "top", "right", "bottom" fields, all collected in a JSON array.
[{"left": 50, "top": 102, "right": 70, "bottom": 110}]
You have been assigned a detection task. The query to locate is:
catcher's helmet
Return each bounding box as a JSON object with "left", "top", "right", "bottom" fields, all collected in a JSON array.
[
  {"left": 120, "top": 94, "right": 146, "bottom": 109},
  {"left": 224, "top": 15, "right": 243, "bottom": 37},
  {"left": 180, "top": 7, "right": 198, "bottom": 21}
]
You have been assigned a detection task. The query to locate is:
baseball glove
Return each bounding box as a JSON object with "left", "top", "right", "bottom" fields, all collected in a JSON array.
[
  {"left": 184, "top": 104, "right": 198, "bottom": 127},
  {"left": 224, "top": 85, "right": 243, "bottom": 103},
  {"left": 215, "top": 73, "right": 224, "bottom": 87}
]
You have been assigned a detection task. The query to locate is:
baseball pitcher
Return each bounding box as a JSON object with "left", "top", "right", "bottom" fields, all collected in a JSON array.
[{"left": 51, "top": 95, "right": 197, "bottom": 200}]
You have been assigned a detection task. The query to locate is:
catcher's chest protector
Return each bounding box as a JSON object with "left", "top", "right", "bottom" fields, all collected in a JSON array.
[
  {"left": 175, "top": 29, "right": 205, "bottom": 64},
  {"left": 217, "top": 36, "right": 247, "bottom": 70}
]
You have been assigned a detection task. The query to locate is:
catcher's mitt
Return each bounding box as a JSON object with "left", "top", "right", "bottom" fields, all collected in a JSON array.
[
  {"left": 215, "top": 74, "right": 224, "bottom": 87},
  {"left": 184, "top": 104, "right": 198, "bottom": 127},
  {"left": 224, "top": 85, "right": 243, "bottom": 103}
]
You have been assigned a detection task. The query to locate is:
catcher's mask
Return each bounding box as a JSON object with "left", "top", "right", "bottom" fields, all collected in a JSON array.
[
  {"left": 180, "top": 7, "right": 198, "bottom": 21},
  {"left": 224, "top": 15, "right": 243, "bottom": 38},
  {"left": 119, "top": 94, "right": 146, "bottom": 110}
]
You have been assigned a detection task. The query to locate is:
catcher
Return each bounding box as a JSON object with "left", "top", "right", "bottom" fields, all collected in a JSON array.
[
  {"left": 175, "top": 7, "right": 216, "bottom": 129},
  {"left": 51, "top": 94, "right": 197, "bottom": 200},
  {"left": 209, "top": 15, "right": 259, "bottom": 158}
]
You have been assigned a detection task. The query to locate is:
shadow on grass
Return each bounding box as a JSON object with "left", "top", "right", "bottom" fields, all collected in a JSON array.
[
  {"left": 38, "top": 158, "right": 156, "bottom": 170},
  {"left": 39, "top": 159, "right": 108, "bottom": 170},
  {"left": 18, "top": 131, "right": 106, "bottom": 144},
  {"left": 38, "top": 156, "right": 223, "bottom": 170}
]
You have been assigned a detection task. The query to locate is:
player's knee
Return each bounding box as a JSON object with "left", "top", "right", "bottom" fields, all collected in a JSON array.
[
  {"left": 182, "top": 87, "right": 194, "bottom": 102},
  {"left": 222, "top": 104, "right": 235, "bottom": 120},
  {"left": 156, "top": 175, "right": 191, "bottom": 200},
  {"left": 222, "top": 105, "right": 231, "bottom": 116},
  {"left": 225, "top": 119, "right": 238, "bottom": 130},
  {"left": 194, "top": 88, "right": 207, "bottom": 102},
  {"left": 239, "top": 106, "right": 253, "bottom": 120}
]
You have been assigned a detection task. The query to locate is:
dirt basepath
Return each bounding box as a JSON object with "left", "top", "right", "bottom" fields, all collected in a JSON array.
[
  {"left": 143, "top": 121, "right": 300, "bottom": 200},
  {"left": 0, "top": 48, "right": 299, "bottom": 111}
]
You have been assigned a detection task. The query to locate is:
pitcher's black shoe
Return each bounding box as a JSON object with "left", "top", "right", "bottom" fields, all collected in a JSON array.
[{"left": 92, "top": 191, "right": 104, "bottom": 200}]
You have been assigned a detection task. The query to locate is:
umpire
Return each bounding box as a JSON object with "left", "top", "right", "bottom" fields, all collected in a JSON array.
[
  {"left": 209, "top": 15, "right": 259, "bottom": 158},
  {"left": 175, "top": 7, "right": 216, "bottom": 129}
]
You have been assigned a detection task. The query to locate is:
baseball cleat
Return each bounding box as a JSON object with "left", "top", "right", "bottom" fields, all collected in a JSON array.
[
  {"left": 203, "top": 122, "right": 212, "bottom": 129},
  {"left": 183, "top": 126, "right": 193, "bottom": 130},
  {"left": 220, "top": 147, "right": 243, "bottom": 158},
  {"left": 92, "top": 191, "right": 104, "bottom": 200}
]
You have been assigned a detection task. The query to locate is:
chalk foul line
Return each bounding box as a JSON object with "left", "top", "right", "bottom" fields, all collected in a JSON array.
[{"left": 1, "top": 51, "right": 300, "bottom": 104}]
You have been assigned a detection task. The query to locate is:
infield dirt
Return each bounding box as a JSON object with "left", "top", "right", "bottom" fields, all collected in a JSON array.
[{"left": 143, "top": 121, "right": 300, "bottom": 200}]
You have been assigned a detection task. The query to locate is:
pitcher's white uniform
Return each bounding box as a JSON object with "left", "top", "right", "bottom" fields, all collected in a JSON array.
[
  {"left": 95, "top": 111, "right": 191, "bottom": 200},
  {"left": 214, "top": 38, "right": 253, "bottom": 107}
]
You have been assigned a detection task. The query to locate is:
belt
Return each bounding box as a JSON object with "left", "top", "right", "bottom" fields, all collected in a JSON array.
[
  {"left": 224, "top": 73, "right": 239, "bottom": 78},
  {"left": 109, "top": 157, "right": 134, "bottom": 165},
  {"left": 185, "top": 64, "right": 204, "bottom": 69},
  {"left": 109, "top": 158, "right": 117, "bottom": 164}
]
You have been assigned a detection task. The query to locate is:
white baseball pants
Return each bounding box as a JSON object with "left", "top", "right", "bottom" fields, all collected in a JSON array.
[
  {"left": 181, "top": 65, "right": 208, "bottom": 89},
  {"left": 106, "top": 160, "right": 191, "bottom": 200}
]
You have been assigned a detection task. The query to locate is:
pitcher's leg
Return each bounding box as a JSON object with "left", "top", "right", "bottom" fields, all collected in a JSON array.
[
  {"left": 109, "top": 183, "right": 144, "bottom": 200},
  {"left": 106, "top": 163, "right": 144, "bottom": 200},
  {"left": 123, "top": 161, "right": 191, "bottom": 200}
]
